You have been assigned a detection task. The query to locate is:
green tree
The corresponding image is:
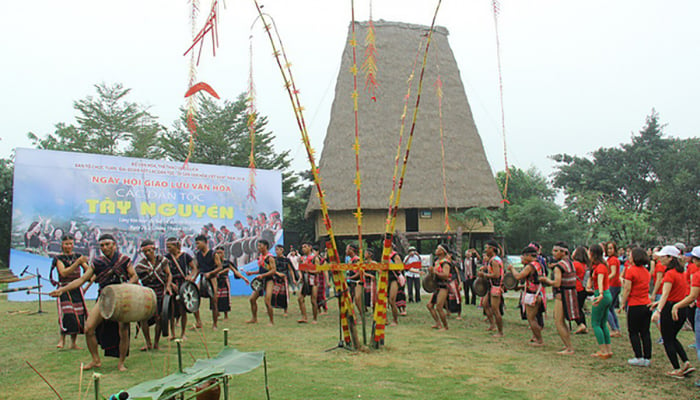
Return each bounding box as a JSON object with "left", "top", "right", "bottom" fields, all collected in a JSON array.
[
  {"left": 551, "top": 110, "right": 695, "bottom": 245},
  {"left": 649, "top": 137, "right": 700, "bottom": 244},
  {"left": 160, "top": 94, "right": 299, "bottom": 195},
  {"left": 0, "top": 158, "right": 13, "bottom": 267},
  {"left": 493, "top": 167, "right": 582, "bottom": 253},
  {"left": 282, "top": 170, "right": 316, "bottom": 245},
  {"left": 452, "top": 207, "right": 492, "bottom": 250},
  {"left": 28, "top": 82, "right": 163, "bottom": 157}
]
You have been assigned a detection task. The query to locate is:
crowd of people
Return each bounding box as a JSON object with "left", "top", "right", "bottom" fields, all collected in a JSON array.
[{"left": 47, "top": 233, "right": 700, "bottom": 387}]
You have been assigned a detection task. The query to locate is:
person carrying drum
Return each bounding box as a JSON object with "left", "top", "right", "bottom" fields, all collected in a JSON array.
[
  {"left": 49, "top": 233, "right": 138, "bottom": 372},
  {"left": 426, "top": 243, "right": 452, "bottom": 330},
  {"left": 195, "top": 234, "right": 223, "bottom": 329},
  {"left": 165, "top": 237, "right": 198, "bottom": 339},
  {"left": 539, "top": 242, "right": 579, "bottom": 355},
  {"left": 508, "top": 246, "right": 546, "bottom": 346},
  {"left": 297, "top": 242, "right": 320, "bottom": 324},
  {"left": 245, "top": 239, "right": 277, "bottom": 325},
  {"left": 134, "top": 239, "right": 173, "bottom": 351},
  {"left": 479, "top": 241, "right": 505, "bottom": 338}
]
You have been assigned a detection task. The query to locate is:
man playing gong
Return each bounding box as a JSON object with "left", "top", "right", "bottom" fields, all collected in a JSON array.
[
  {"left": 134, "top": 239, "right": 173, "bottom": 351},
  {"left": 165, "top": 237, "right": 198, "bottom": 339},
  {"left": 194, "top": 234, "right": 223, "bottom": 329},
  {"left": 50, "top": 233, "right": 138, "bottom": 371}
]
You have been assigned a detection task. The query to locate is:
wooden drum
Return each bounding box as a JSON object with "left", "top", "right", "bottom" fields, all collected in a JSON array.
[{"left": 99, "top": 283, "right": 157, "bottom": 323}]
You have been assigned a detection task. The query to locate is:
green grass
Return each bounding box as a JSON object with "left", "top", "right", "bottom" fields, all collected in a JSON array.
[{"left": 1, "top": 296, "right": 699, "bottom": 399}]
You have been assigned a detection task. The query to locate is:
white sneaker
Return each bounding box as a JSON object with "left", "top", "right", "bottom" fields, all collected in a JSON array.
[
  {"left": 628, "top": 358, "right": 643, "bottom": 366},
  {"left": 641, "top": 359, "right": 651, "bottom": 367}
]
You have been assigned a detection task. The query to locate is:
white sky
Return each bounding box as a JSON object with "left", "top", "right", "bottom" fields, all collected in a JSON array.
[{"left": 2, "top": 0, "right": 698, "bottom": 178}]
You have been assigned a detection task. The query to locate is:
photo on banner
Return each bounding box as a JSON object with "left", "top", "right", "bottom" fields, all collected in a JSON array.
[{"left": 8, "top": 148, "right": 283, "bottom": 300}]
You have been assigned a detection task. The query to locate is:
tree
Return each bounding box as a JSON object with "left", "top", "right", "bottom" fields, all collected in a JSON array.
[
  {"left": 649, "top": 137, "right": 700, "bottom": 244},
  {"left": 282, "top": 170, "right": 316, "bottom": 245},
  {"left": 28, "top": 82, "right": 164, "bottom": 157},
  {"left": 160, "top": 94, "right": 300, "bottom": 195},
  {"left": 491, "top": 166, "right": 582, "bottom": 253},
  {"left": 452, "top": 207, "right": 492, "bottom": 250},
  {"left": 552, "top": 110, "right": 696, "bottom": 245},
  {"left": 0, "top": 158, "right": 13, "bottom": 267}
]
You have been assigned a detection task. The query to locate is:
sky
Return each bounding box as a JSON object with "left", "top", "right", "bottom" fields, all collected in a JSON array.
[{"left": 2, "top": 0, "right": 698, "bottom": 179}]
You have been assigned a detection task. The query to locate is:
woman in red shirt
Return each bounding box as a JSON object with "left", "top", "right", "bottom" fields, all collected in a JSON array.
[
  {"left": 618, "top": 247, "right": 652, "bottom": 367},
  {"left": 651, "top": 245, "right": 694, "bottom": 378},
  {"left": 572, "top": 247, "right": 590, "bottom": 334},
  {"left": 586, "top": 244, "right": 612, "bottom": 359},
  {"left": 606, "top": 241, "right": 622, "bottom": 338},
  {"left": 671, "top": 246, "right": 700, "bottom": 386}
]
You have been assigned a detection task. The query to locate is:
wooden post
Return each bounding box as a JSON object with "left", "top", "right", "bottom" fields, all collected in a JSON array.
[
  {"left": 93, "top": 374, "right": 100, "bottom": 400},
  {"left": 175, "top": 339, "right": 183, "bottom": 373}
]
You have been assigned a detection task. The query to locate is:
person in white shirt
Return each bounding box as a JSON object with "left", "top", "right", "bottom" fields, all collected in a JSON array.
[{"left": 404, "top": 246, "right": 422, "bottom": 303}]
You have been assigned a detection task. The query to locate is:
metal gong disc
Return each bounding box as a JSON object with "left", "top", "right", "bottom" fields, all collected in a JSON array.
[{"left": 178, "top": 281, "right": 201, "bottom": 313}]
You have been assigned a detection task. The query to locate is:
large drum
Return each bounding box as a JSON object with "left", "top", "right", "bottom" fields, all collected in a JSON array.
[{"left": 99, "top": 283, "right": 157, "bottom": 323}]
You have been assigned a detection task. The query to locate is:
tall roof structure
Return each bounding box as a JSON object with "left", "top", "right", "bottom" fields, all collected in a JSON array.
[{"left": 306, "top": 20, "right": 501, "bottom": 236}]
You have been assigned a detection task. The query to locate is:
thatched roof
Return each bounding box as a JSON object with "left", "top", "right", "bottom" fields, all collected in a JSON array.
[{"left": 306, "top": 20, "right": 502, "bottom": 217}]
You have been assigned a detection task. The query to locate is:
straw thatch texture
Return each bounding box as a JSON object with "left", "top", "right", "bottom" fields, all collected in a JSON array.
[{"left": 306, "top": 20, "right": 501, "bottom": 221}]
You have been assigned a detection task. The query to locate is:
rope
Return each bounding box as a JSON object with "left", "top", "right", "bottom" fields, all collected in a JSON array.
[{"left": 492, "top": 0, "right": 511, "bottom": 203}]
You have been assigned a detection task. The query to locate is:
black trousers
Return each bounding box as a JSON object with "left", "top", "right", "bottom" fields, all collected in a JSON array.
[
  {"left": 406, "top": 276, "right": 421, "bottom": 302},
  {"left": 661, "top": 302, "right": 688, "bottom": 369},
  {"left": 575, "top": 290, "right": 588, "bottom": 326},
  {"left": 687, "top": 306, "right": 697, "bottom": 331},
  {"left": 464, "top": 278, "right": 476, "bottom": 305},
  {"left": 627, "top": 305, "right": 652, "bottom": 359}
]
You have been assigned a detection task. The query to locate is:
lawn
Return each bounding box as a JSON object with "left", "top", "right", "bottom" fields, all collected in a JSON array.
[{"left": 0, "top": 295, "right": 698, "bottom": 399}]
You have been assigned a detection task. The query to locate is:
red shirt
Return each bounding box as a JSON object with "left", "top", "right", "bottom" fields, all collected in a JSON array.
[
  {"left": 608, "top": 256, "right": 621, "bottom": 287},
  {"left": 621, "top": 260, "right": 631, "bottom": 280},
  {"left": 692, "top": 272, "right": 700, "bottom": 308},
  {"left": 662, "top": 269, "right": 690, "bottom": 303},
  {"left": 625, "top": 265, "right": 651, "bottom": 306},
  {"left": 573, "top": 261, "right": 586, "bottom": 292},
  {"left": 686, "top": 262, "right": 699, "bottom": 295},
  {"left": 653, "top": 263, "right": 667, "bottom": 286},
  {"left": 592, "top": 263, "right": 609, "bottom": 292}
]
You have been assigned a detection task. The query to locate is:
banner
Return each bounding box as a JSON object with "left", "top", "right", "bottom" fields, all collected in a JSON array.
[{"left": 8, "top": 148, "right": 283, "bottom": 300}]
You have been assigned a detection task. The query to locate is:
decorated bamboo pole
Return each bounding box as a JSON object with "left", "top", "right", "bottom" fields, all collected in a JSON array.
[
  {"left": 251, "top": 1, "right": 356, "bottom": 347},
  {"left": 374, "top": 0, "right": 443, "bottom": 346},
  {"left": 434, "top": 58, "right": 451, "bottom": 232}
]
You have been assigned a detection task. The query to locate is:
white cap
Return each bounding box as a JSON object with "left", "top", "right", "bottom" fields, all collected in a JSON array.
[
  {"left": 691, "top": 246, "right": 700, "bottom": 259},
  {"left": 656, "top": 245, "right": 681, "bottom": 258}
]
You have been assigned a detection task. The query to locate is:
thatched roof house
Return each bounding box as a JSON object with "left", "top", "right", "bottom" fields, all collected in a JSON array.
[{"left": 306, "top": 20, "right": 502, "bottom": 249}]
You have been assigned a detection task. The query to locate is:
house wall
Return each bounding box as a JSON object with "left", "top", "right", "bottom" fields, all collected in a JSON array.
[{"left": 313, "top": 208, "right": 494, "bottom": 238}]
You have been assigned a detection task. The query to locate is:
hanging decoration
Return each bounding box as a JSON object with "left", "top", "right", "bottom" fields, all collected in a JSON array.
[
  {"left": 251, "top": 1, "right": 358, "bottom": 348},
  {"left": 491, "top": 0, "right": 511, "bottom": 204},
  {"left": 350, "top": 0, "right": 364, "bottom": 265},
  {"left": 183, "top": 0, "right": 221, "bottom": 66},
  {"left": 434, "top": 57, "right": 451, "bottom": 232},
  {"left": 361, "top": 0, "right": 379, "bottom": 100},
  {"left": 246, "top": 35, "right": 258, "bottom": 201},
  {"left": 375, "top": 0, "right": 443, "bottom": 345},
  {"left": 183, "top": 0, "right": 201, "bottom": 165}
]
